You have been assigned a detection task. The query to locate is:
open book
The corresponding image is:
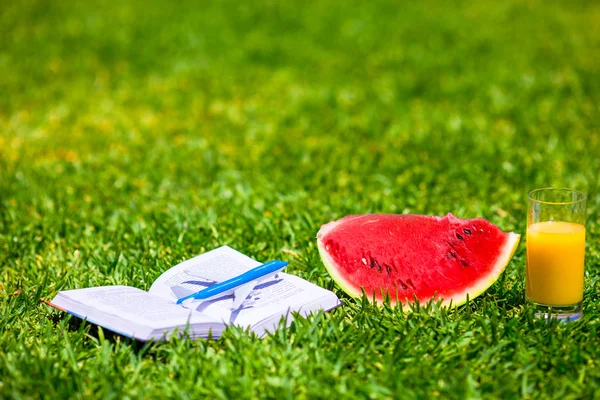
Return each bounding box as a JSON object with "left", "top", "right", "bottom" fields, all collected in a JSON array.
[{"left": 48, "top": 246, "right": 341, "bottom": 341}]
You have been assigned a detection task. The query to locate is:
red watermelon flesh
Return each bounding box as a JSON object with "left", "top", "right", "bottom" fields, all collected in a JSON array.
[{"left": 317, "top": 213, "right": 520, "bottom": 306}]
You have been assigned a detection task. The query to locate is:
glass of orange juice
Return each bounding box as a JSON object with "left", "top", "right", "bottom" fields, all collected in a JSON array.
[{"left": 526, "top": 188, "right": 587, "bottom": 321}]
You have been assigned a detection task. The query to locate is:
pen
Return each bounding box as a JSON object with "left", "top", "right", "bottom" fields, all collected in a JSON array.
[{"left": 176, "top": 260, "right": 288, "bottom": 304}]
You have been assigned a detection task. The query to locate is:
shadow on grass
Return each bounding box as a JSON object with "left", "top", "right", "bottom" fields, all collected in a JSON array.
[{"left": 46, "top": 310, "right": 151, "bottom": 352}]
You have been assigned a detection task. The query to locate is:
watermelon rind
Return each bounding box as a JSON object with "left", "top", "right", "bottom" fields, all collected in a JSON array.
[{"left": 317, "top": 218, "right": 521, "bottom": 308}]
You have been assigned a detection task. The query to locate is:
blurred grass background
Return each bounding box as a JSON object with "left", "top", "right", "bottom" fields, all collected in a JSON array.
[{"left": 1, "top": 0, "right": 599, "bottom": 398}]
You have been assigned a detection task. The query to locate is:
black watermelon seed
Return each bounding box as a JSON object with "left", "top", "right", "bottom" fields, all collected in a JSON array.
[
  {"left": 463, "top": 228, "right": 472, "bottom": 235},
  {"left": 385, "top": 265, "right": 392, "bottom": 275},
  {"left": 460, "top": 260, "right": 469, "bottom": 267},
  {"left": 456, "top": 233, "right": 464, "bottom": 240}
]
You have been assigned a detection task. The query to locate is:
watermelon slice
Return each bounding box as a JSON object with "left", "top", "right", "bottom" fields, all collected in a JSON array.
[{"left": 317, "top": 213, "right": 520, "bottom": 307}]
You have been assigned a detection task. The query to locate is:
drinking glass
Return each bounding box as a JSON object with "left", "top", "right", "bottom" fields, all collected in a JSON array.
[{"left": 526, "top": 188, "right": 587, "bottom": 321}]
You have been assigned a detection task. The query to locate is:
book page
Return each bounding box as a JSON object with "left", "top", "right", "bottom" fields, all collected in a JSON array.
[
  {"left": 232, "top": 274, "right": 340, "bottom": 327},
  {"left": 52, "top": 286, "right": 216, "bottom": 328},
  {"left": 148, "top": 246, "right": 261, "bottom": 303}
]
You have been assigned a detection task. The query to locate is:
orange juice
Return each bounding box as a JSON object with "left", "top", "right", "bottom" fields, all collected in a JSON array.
[{"left": 526, "top": 221, "right": 585, "bottom": 305}]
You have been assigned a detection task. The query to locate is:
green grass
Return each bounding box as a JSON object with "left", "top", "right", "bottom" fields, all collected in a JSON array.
[{"left": 1, "top": 0, "right": 599, "bottom": 398}]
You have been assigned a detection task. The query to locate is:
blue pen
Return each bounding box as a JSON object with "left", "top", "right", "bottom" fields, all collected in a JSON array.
[{"left": 175, "top": 260, "right": 288, "bottom": 307}]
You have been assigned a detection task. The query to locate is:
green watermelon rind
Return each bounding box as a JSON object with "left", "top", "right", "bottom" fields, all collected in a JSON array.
[{"left": 317, "top": 219, "right": 521, "bottom": 308}]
